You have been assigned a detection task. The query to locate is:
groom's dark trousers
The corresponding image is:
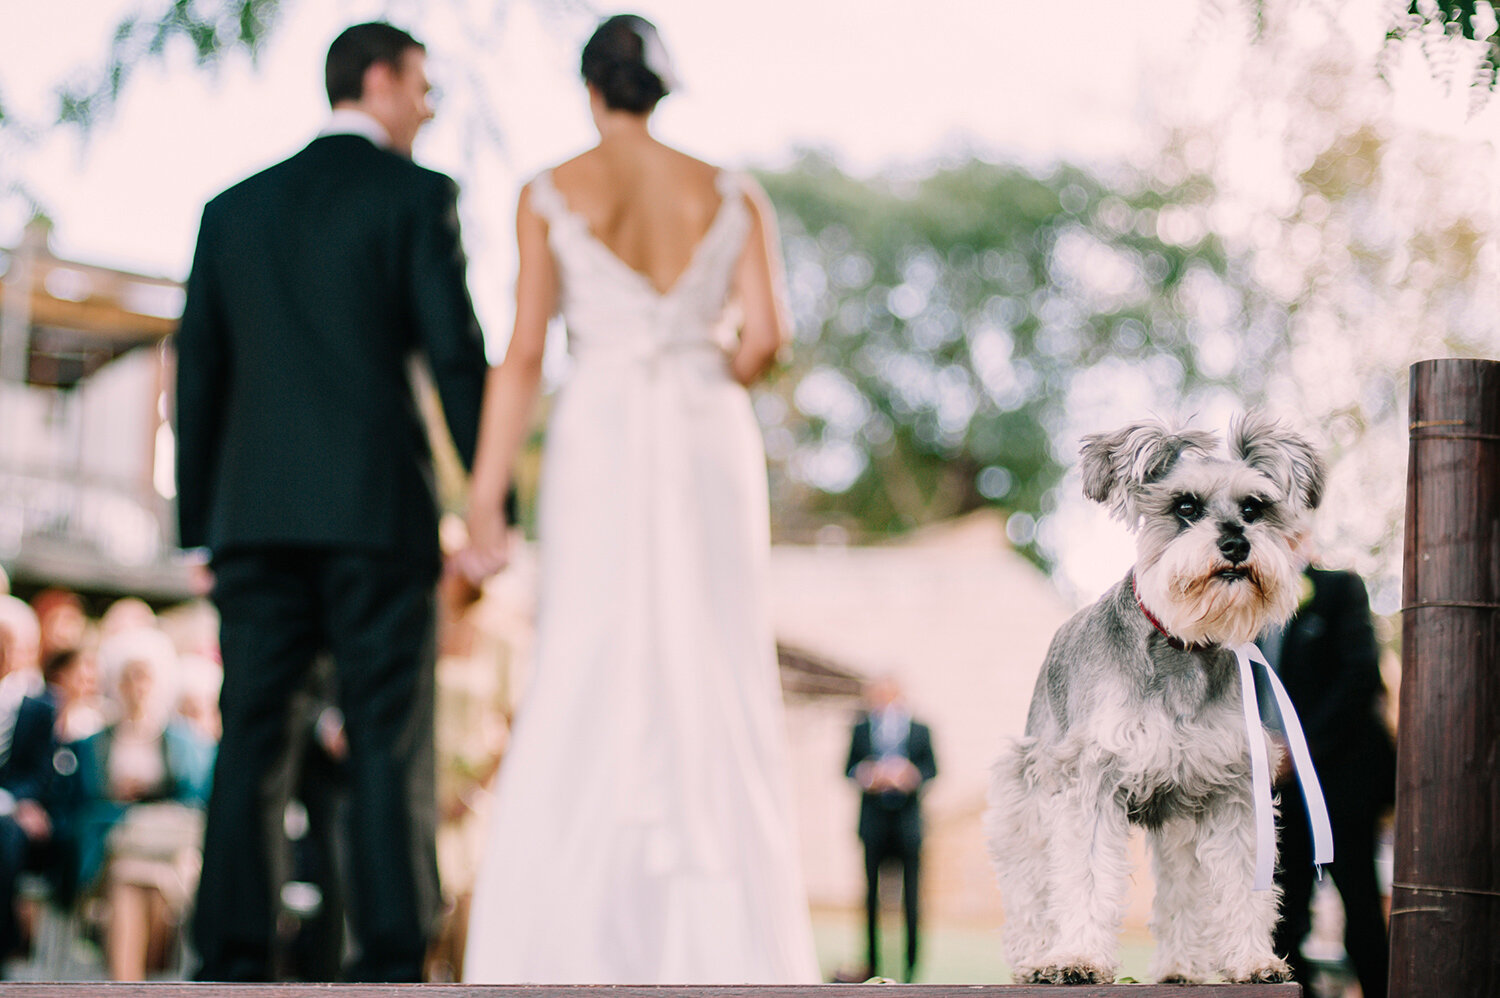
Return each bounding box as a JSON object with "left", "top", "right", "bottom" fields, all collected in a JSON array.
[{"left": 175, "top": 132, "right": 487, "bottom": 982}]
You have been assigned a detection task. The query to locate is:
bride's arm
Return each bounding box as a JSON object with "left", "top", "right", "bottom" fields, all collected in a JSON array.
[
  {"left": 729, "top": 179, "right": 791, "bottom": 387},
  {"left": 464, "top": 184, "right": 557, "bottom": 572}
]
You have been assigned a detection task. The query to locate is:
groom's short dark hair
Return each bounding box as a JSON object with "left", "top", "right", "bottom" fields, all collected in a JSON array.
[{"left": 325, "top": 22, "right": 424, "bottom": 106}]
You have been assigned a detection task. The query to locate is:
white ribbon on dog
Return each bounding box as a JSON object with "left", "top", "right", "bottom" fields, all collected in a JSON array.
[{"left": 1233, "top": 641, "right": 1334, "bottom": 891}]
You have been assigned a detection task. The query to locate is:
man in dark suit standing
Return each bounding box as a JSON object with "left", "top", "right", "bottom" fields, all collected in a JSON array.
[
  {"left": 175, "top": 21, "right": 488, "bottom": 983},
  {"left": 846, "top": 675, "right": 937, "bottom": 983},
  {"left": 1262, "top": 565, "right": 1395, "bottom": 998}
]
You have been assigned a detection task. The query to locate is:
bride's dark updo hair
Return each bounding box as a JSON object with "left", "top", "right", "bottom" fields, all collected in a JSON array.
[{"left": 581, "top": 14, "right": 672, "bottom": 114}]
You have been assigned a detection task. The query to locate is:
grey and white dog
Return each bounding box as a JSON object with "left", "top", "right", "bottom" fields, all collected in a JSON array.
[{"left": 985, "top": 413, "right": 1324, "bottom": 984}]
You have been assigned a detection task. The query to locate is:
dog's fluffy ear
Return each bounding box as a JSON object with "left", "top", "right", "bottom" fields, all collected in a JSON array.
[
  {"left": 1079, "top": 421, "right": 1217, "bottom": 522},
  {"left": 1230, "top": 412, "right": 1326, "bottom": 511}
]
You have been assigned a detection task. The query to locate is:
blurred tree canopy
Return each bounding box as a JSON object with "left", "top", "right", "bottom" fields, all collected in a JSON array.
[
  {"left": 4, "top": 0, "right": 1495, "bottom": 600},
  {"left": 756, "top": 155, "right": 1268, "bottom": 565},
  {"left": 1146, "top": 0, "right": 1498, "bottom": 607},
  {"left": 755, "top": 0, "right": 1496, "bottom": 593}
]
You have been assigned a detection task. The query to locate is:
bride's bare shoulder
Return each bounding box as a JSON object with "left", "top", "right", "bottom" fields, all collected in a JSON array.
[
  {"left": 546, "top": 149, "right": 605, "bottom": 188},
  {"left": 666, "top": 145, "right": 718, "bottom": 175},
  {"left": 546, "top": 145, "right": 726, "bottom": 210},
  {"left": 656, "top": 147, "right": 724, "bottom": 195}
]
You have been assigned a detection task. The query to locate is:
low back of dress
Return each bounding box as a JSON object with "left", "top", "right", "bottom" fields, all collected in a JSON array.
[{"left": 529, "top": 168, "right": 750, "bottom": 364}]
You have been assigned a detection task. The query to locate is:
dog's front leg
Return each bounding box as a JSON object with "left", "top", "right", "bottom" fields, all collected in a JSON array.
[
  {"left": 1147, "top": 815, "right": 1213, "bottom": 983},
  {"left": 987, "top": 742, "right": 1056, "bottom": 982},
  {"left": 1194, "top": 787, "right": 1290, "bottom": 983},
  {"left": 1035, "top": 774, "right": 1130, "bottom": 983}
]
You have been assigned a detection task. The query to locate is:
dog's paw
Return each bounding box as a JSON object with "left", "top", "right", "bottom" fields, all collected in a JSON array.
[
  {"left": 1035, "top": 963, "right": 1114, "bottom": 985},
  {"left": 1224, "top": 958, "right": 1292, "bottom": 984}
]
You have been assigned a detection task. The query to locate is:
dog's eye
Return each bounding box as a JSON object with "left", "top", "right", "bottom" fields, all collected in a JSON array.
[
  {"left": 1173, "top": 496, "right": 1203, "bottom": 522},
  {"left": 1240, "top": 498, "right": 1265, "bottom": 523}
]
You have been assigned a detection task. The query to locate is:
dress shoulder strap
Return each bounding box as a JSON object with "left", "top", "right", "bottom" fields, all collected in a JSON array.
[
  {"left": 706, "top": 170, "right": 752, "bottom": 246},
  {"left": 527, "top": 169, "right": 568, "bottom": 225},
  {"left": 714, "top": 169, "right": 752, "bottom": 211}
]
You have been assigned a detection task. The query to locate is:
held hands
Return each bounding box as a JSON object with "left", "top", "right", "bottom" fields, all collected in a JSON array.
[
  {"left": 857, "top": 757, "right": 922, "bottom": 794},
  {"left": 883, "top": 758, "right": 923, "bottom": 793},
  {"left": 14, "top": 799, "right": 51, "bottom": 842},
  {"left": 441, "top": 554, "right": 489, "bottom": 610},
  {"left": 452, "top": 502, "right": 511, "bottom": 588}
]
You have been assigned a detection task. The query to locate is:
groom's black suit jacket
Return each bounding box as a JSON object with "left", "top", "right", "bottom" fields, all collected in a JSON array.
[{"left": 175, "top": 133, "right": 487, "bottom": 568}]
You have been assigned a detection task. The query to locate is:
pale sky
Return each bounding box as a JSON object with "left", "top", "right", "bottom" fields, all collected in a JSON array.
[{"left": 2, "top": 0, "right": 1198, "bottom": 278}]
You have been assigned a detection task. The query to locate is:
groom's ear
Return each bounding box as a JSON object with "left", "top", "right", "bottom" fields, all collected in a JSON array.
[{"left": 361, "top": 59, "right": 397, "bottom": 102}]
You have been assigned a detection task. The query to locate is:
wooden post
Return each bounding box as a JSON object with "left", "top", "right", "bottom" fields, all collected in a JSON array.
[{"left": 1392, "top": 358, "right": 1500, "bottom": 996}]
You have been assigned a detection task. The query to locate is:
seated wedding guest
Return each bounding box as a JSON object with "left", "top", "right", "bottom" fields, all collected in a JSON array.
[
  {"left": 44, "top": 647, "right": 107, "bottom": 744},
  {"left": 77, "top": 629, "right": 215, "bottom": 980},
  {"left": 263, "top": 658, "right": 347, "bottom": 982},
  {"left": 97, "top": 598, "right": 158, "bottom": 644},
  {"left": 282, "top": 686, "right": 349, "bottom": 982},
  {"left": 173, "top": 654, "right": 223, "bottom": 745},
  {"left": 0, "top": 627, "right": 67, "bottom": 972},
  {"left": 30, "top": 589, "right": 89, "bottom": 666},
  {"left": 19, "top": 648, "right": 96, "bottom": 914},
  {"left": 0, "top": 598, "right": 43, "bottom": 698}
]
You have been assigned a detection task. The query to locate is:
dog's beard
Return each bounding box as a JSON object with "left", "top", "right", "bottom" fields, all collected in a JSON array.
[{"left": 1134, "top": 528, "right": 1301, "bottom": 646}]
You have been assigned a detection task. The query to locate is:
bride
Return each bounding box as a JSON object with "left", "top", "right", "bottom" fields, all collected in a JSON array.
[{"left": 460, "top": 13, "right": 821, "bottom": 984}]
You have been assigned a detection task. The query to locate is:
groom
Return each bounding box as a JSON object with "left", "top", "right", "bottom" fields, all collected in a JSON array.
[{"left": 175, "top": 21, "right": 488, "bottom": 982}]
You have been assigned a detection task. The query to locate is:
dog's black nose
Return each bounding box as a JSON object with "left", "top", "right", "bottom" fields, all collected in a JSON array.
[{"left": 1218, "top": 531, "right": 1250, "bottom": 564}]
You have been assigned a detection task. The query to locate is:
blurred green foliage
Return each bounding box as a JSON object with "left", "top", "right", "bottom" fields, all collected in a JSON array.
[
  {"left": 756, "top": 155, "right": 1264, "bottom": 566},
  {"left": 56, "top": 0, "right": 284, "bottom": 129},
  {"left": 1186, "top": 1, "right": 1497, "bottom": 605},
  {"left": 5, "top": 0, "right": 1494, "bottom": 598}
]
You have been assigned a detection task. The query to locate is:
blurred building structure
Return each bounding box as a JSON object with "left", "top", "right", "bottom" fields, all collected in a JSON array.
[{"left": 0, "top": 219, "right": 192, "bottom": 601}]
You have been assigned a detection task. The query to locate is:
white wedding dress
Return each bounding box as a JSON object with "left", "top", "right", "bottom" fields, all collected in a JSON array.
[{"left": 462, "top": 169, "right": 821, "bottom": 984}]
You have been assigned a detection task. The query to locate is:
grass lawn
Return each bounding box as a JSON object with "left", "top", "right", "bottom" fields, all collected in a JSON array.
[{"left": 810, "top": 907, "right": 1155, "bottom": 984}]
